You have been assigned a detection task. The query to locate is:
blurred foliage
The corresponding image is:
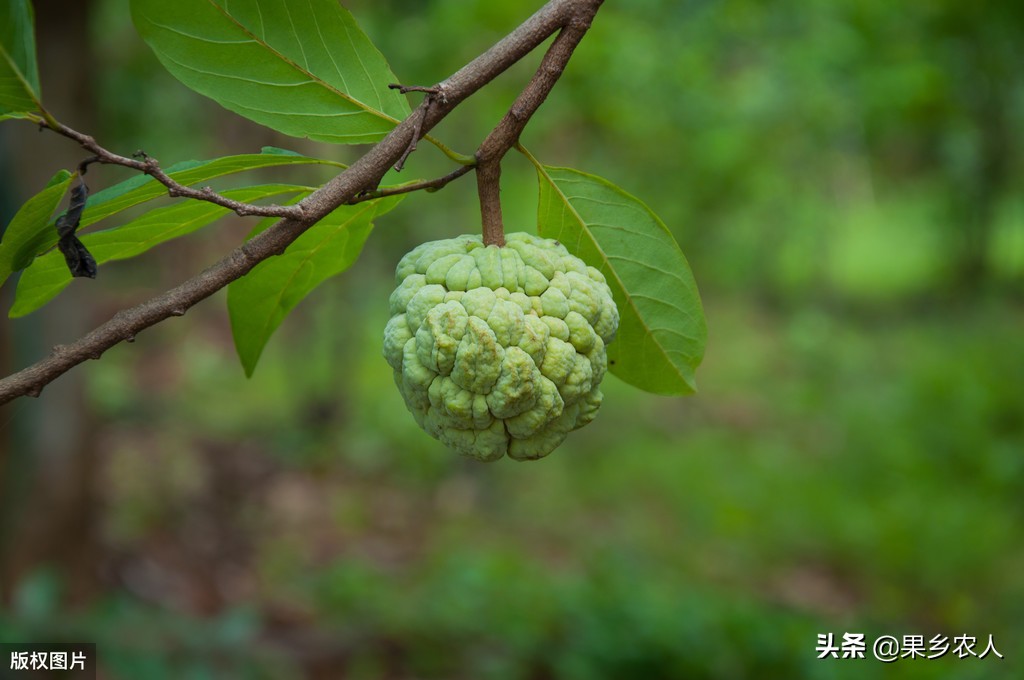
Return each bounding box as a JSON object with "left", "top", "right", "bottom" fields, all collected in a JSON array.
[
  {"left": 2, "top": 290, "right": 1020, "bottom": 678},
  {"left": 1, "top": 0, "right": 1023, "bottom": 677}
]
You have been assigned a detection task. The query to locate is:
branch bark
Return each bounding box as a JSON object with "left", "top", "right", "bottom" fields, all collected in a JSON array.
[{"left": 0, "top": 0, "right": 604, "bottom": 405}]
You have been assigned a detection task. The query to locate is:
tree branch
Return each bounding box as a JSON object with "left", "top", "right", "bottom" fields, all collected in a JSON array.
[
  {"left": 0, "top": 0, "right": 604, "bottom": 405},
  {"left": 474, "top": 6, "right": 603, "bottom": 246},
  {"left": 478, "top": 12, "right": 600, "bottom": 164},
  {"left": 45, "top": 123, "right": 306, "bottom": 220}
]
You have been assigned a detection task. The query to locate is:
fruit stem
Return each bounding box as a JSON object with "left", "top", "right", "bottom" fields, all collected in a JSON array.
[{"left": 477, "top": 159, "right": 506, "bottom": 246}]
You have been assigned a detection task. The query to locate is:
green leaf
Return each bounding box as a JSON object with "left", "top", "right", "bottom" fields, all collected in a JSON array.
[
  {"left": 533, "top": 163, "right": 706, "bottom": 395},
  {"left": 0, "top": 0, "right": 42, "bottom": 114},
  {"left": 259, "top": 146, "right": 304, "bottom": 156},
  {"left": 228, "top": 194, "right": 401, "bottom": 376},
  {"left": 129, "top": 0, "right": 410, "bottom": 144},
  {"left": 0, "top": 110, "right": 36, "bottom": 122},
  {"left": 10, "top": 184, "right": 306, "bottom": 318},
  {"left": 0, "top": 169, "right": 73, "bottom": 288}
]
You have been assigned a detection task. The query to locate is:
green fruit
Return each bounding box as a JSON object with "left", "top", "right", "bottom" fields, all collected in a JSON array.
[{"left": 383, "top": 232, "right": 619, "bottom": 461}]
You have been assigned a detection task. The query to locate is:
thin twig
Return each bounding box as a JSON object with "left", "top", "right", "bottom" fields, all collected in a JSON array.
[
  {"left": 0, "top": 0, "right": 603, "bottom": 405},
  {"left": 388, "top": 83, "right": 442, "bottom": 97},
  {"left": 393, "top": 93, "right": 438, "bottom": 172},
  {"left": 390, "top": 82, "right": 458, "bottom": 172},
  {"left": 46, "top": 123, "right": 307, "bottom": 220},
  {"left": 349, "top": 164, "right": 475, "bottom": 204}
]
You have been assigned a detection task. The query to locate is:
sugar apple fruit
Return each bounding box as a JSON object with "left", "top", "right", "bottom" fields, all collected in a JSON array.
[{"left": 383, "top": 232, "right": 619, "bottom": 461}]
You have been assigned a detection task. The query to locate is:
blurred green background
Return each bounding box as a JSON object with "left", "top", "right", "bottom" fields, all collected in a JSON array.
[{"left": 1, "top": 0, "right": 1022, "bottom": 678}]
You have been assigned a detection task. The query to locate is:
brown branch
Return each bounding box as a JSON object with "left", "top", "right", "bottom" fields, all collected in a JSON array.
[
  {"left": 473, "top": 5, "right": 602, "bottom": 247},
  {"left": 45, "top": 123, "right": 306, "bottom": 220},
  {"left": 0, "top": 0, "right": 604, "bottom": 405}
]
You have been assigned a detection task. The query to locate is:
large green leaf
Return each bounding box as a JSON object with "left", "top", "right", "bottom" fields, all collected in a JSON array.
[
  {"left": 228, "top": 194, "right": 401, "bottom": 376},
  {"left": 533, "top": 163, "right": 706, "bottom": 395},
  {"left": 0, "top": 169, "right": 73, "bottom": 288},
  {"left": 10, "top": 184, "right": 306, "bottom": 318},
  {"left": 129, "top": 0, "right": 410, "bottom": 144},
  {"left": 0, "top": 0, "right": 41, "bottom": 114}
]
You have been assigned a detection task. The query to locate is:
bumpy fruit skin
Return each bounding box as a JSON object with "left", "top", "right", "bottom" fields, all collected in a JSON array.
[{"left": 383, "top": 232, "right": 619, "bottom": 461}]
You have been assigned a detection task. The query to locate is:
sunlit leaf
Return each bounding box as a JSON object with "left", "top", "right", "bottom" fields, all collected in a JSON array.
[
  {"left": 10, "top": 184, "right": 307, "bottom": 317},
  {"left": 0, "top": 169, "right": 73, "bottom": 288},
  {"left": 129, "top": 0, "right": 410, "bottom": 144},
  {"left": 0, "top": 0, "right": 42, "bottom": 114},
  {"left": 229, "top": 194, "right": 401, "bottom": 376},
  {"left": 532, "top": 162, "right": 706, "bottom": 395}
]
